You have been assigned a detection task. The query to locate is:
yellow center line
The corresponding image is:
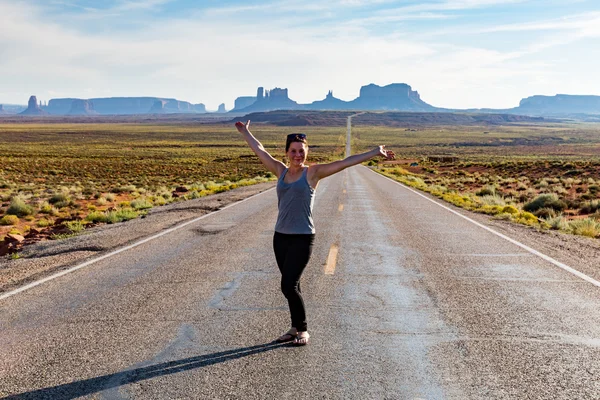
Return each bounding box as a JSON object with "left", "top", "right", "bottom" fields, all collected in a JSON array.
[
  {"left": 338, "top": 204, "right": 344, "bottom": 211},
  {"left": 324, "top": 244, "right": 339, "bottom": 275}
]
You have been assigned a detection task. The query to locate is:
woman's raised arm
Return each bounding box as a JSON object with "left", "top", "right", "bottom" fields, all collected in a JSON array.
[
  {"left": 235, "top": 120, "right": 286, "bottom": 177},
  {"left": 312, "top": 146, "right": 395, "bottom": 181}
]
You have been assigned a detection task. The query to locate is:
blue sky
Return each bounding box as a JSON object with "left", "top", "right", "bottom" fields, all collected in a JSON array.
[{"left": 1, "top": 0, "right": 599, "bottom": 110}]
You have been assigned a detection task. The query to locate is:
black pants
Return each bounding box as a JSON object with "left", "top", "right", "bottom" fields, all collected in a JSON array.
[{"left": 273, "top": 232, "right": 315, "bottom": 332}]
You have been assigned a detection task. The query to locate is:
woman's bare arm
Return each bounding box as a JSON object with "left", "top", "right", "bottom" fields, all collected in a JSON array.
[
  {"left": 312, "top": 146, "right": 394, "bottom": 181},
  {"left": 235, "top": 120, "right": 286, "bottom": 177}
]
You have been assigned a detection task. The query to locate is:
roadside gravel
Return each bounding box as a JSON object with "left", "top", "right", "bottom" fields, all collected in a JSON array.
[{"left": 0, "top": 182, "right": 275, "bottom": 294}]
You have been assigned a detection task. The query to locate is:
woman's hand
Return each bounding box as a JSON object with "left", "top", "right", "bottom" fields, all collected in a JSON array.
[
  {"left": 377, "top": 145, "right": 395, "bottom": 161},
  {"left": 235, "top": 120, "right": 250, "bottom": 134}
]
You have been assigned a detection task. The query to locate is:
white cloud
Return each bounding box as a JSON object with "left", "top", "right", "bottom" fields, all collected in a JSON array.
[{"left": 0, "top": 0, "right": 599, "bottom": 109}]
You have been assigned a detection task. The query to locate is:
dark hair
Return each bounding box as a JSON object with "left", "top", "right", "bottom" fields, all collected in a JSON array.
[{"left": 285, "top": 133, "right": 307, "bottom": 152}]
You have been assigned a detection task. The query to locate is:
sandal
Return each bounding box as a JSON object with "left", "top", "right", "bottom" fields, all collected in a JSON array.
[
  {"left": 276, "top": 329, "right": 297, "bottom": 343},
  {"left": 293, "top": 331, "right": 310, "bottom": 346}
]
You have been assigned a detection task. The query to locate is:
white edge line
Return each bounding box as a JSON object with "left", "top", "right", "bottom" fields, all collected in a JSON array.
[
  {"left": 364, "top": 166, "right": 600, "bottom": 289},
  {"left": 0, "top": 187, "right": 276, "bottom": 301}
]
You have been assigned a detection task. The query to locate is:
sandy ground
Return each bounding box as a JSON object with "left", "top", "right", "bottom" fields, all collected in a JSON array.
[{"left": 1, "top": 179, "right": 599, "bottom": 295}]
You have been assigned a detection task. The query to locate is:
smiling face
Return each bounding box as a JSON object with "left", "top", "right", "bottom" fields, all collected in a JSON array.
[{"left": 286, "top": 141, "right": 308, "bottom": 167}]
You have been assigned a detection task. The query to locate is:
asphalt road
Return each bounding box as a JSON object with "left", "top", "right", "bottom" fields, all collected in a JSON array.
[{"left": 1, "top": 166, "right": 599, "bottom": 399}]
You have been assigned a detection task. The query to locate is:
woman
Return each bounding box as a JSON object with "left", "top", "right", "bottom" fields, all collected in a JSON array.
[{"left": 235, "top": 120, "right": 394, "bottom": 345}]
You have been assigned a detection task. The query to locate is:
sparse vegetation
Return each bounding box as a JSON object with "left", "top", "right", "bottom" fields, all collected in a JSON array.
[
  {"left": 0, "top": 215, "right": 19, "bottom": 226},
  {"left": 6, "top": 197, "right": 35, "bottom": 217},
  {"left": 2, "top": 118, "right": 600, "bottom": 244}
]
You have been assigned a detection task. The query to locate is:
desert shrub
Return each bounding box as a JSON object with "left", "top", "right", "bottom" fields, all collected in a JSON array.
[
  {"left": 534, "top": 207, "right": 556, "bottom": 219},
  {"left": 580, "top": 200, "right": 600, "bottom": 214},
  {"left": 478, "top": 205, "right": 504, "bottom": 215},
  {"left": 551, "top": 185, "right": 568, "bottom": 195},
  {"left": 476, "top": 185, "right": 496, "bottom": 196},
  {"left": 185, "top": 191, "right": 202, "bottom": 200},
  {"left": 405, "top": 176, "right": 426, "bottom": 186},
  {"left": 524, "top": 193, "right": 567, "bottom": 213},
  {"left": 6, "top": 197, "right": 35, "bottom": 217},
  {"left": 97, "top": 197, "right": 107, "bottom": 205},
  {"left": 516, "top": 182, "right": 529, "bottom": 191},
  {"left": 39, "top": 202, "right": 53, "bottom": 214},
  {"left": 118, "top": 201, "right": 131, "bottom": 208},
  {"left": 0, "top": 215, "right": 19, "bottom": 226},
  {"left": 544, "top": 215, "right": 570, "bottom": 231},
  {"left": 65, "top": 220, "right": 86, "bottom": 233},
  {"left": 515, "top": 211, "right": 539, "bottom": 225},
  {"left": 86, "top": 209, "right": 139, "bottom": 224},
  {"left": 111, "top": 209, "right": 139, "bottom": 223},
  {"left": 86, "top": 211, "right": 108, "bottom": 223},
  {"left": 501, "top": 205, "right": 519, "bottom": 215},
  {"left": 479, "top": 194, "right": 506, "bottom": 206},
  {"left": 49, "top": 193, "right": 68, "bottom": 204},
  {"left": 566, "top": 198, "right": 582, "bottom": 210},
  {"left": 153, "top": 196, "right": 167, "bottom": 206},
  {"left": 37, "top": 218, "right": 52, "bottom": 228},
  {"left": 105, "top": 193, "right": 116, "bottom": 202},
  {"left": 49, "top": 193, "right": 72, "bottom": 208},
  {"left": 589, "top": 185, "right": 600, "bottom": 195},
  {"left": 131, "top": 198, "right": 153, "bottom": 210},
  {"left": 205, "top": 181, "right": 219, "bottom": 191},
  {"left": 442, "top": 193, "right": 477, "bottom": 210},
  {"left": 111, "top": 185, "right": 137, "bottom": 194},
  {"left": 430, "top": 185, "right": 448, "bottom": 194},
  {"left": 561, "top": 178, "right": 575, "bottom": 188},
  {"left": 535, "top": 179, "right": 549, "bottom": 189},
  {"left": 569, "top": 218, "right": 600, "bottom": 238}
]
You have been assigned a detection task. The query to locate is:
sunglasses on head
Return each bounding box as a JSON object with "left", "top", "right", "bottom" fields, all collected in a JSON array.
[{"left": 286, "top": 133, "right": 307, "bottom": 140}]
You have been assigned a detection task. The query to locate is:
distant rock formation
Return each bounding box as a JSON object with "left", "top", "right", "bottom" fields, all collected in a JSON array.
[
  {"left": 233, "top": 87, "right": 300, "bottom": 112},
  {"left": 19, "top": 95, "right": 47, "bottom": 115},
  {"left": 516, "top": 94, "right": 600, "bottom": 115},
  {"left": 306, "top": 90, "right": 350, "bottom": 110},
  {"left": 348, "top": 83, "right": 435, "bottom": 111},
  {"left": 217, "top": 103, "right": 227, "bottom": 113},
  {"left": 68, "top": 99, "right": 98, "bottom": 115},
  {"left": 233, "top": 83, "right": 435, "bottom": 113},
  {"left": 0, "top": 105, "right": 6, "bottom": 114},
  {"left": 234, "top": 96, "right": 256, "bottom": 110},
  {"left": 149, "top": 100, "right": 168, "bottom": 114},
  {"left": 46, "top": 97, "right": 206, "bottom": 115}
]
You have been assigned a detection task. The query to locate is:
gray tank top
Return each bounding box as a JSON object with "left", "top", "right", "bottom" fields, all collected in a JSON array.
[{"left": 274, "top": 168, "right": 316, "bottom": 234}]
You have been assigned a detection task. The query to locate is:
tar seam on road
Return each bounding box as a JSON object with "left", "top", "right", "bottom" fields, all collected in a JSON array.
[
  {"left": 365, "top": 166, "right": 600, "bottom": 289},
  {"left": 0, "top": 187, "right": 277, "bottom": 302},
  {"left": 324, "top": 244, "right": 339, "bottom": 275}
]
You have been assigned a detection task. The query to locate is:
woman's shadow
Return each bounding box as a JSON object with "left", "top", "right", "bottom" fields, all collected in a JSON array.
[{"left": 6, "top": 341, "right": 289, "bottom": 400}]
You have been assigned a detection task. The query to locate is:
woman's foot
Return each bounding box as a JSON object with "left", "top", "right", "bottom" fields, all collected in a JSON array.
[
  {"left": 293, "top": 331, "right": 310, "bottom": 346},
  {"left": 276, "top": 328, "right": 298, "bottom": 343}
]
